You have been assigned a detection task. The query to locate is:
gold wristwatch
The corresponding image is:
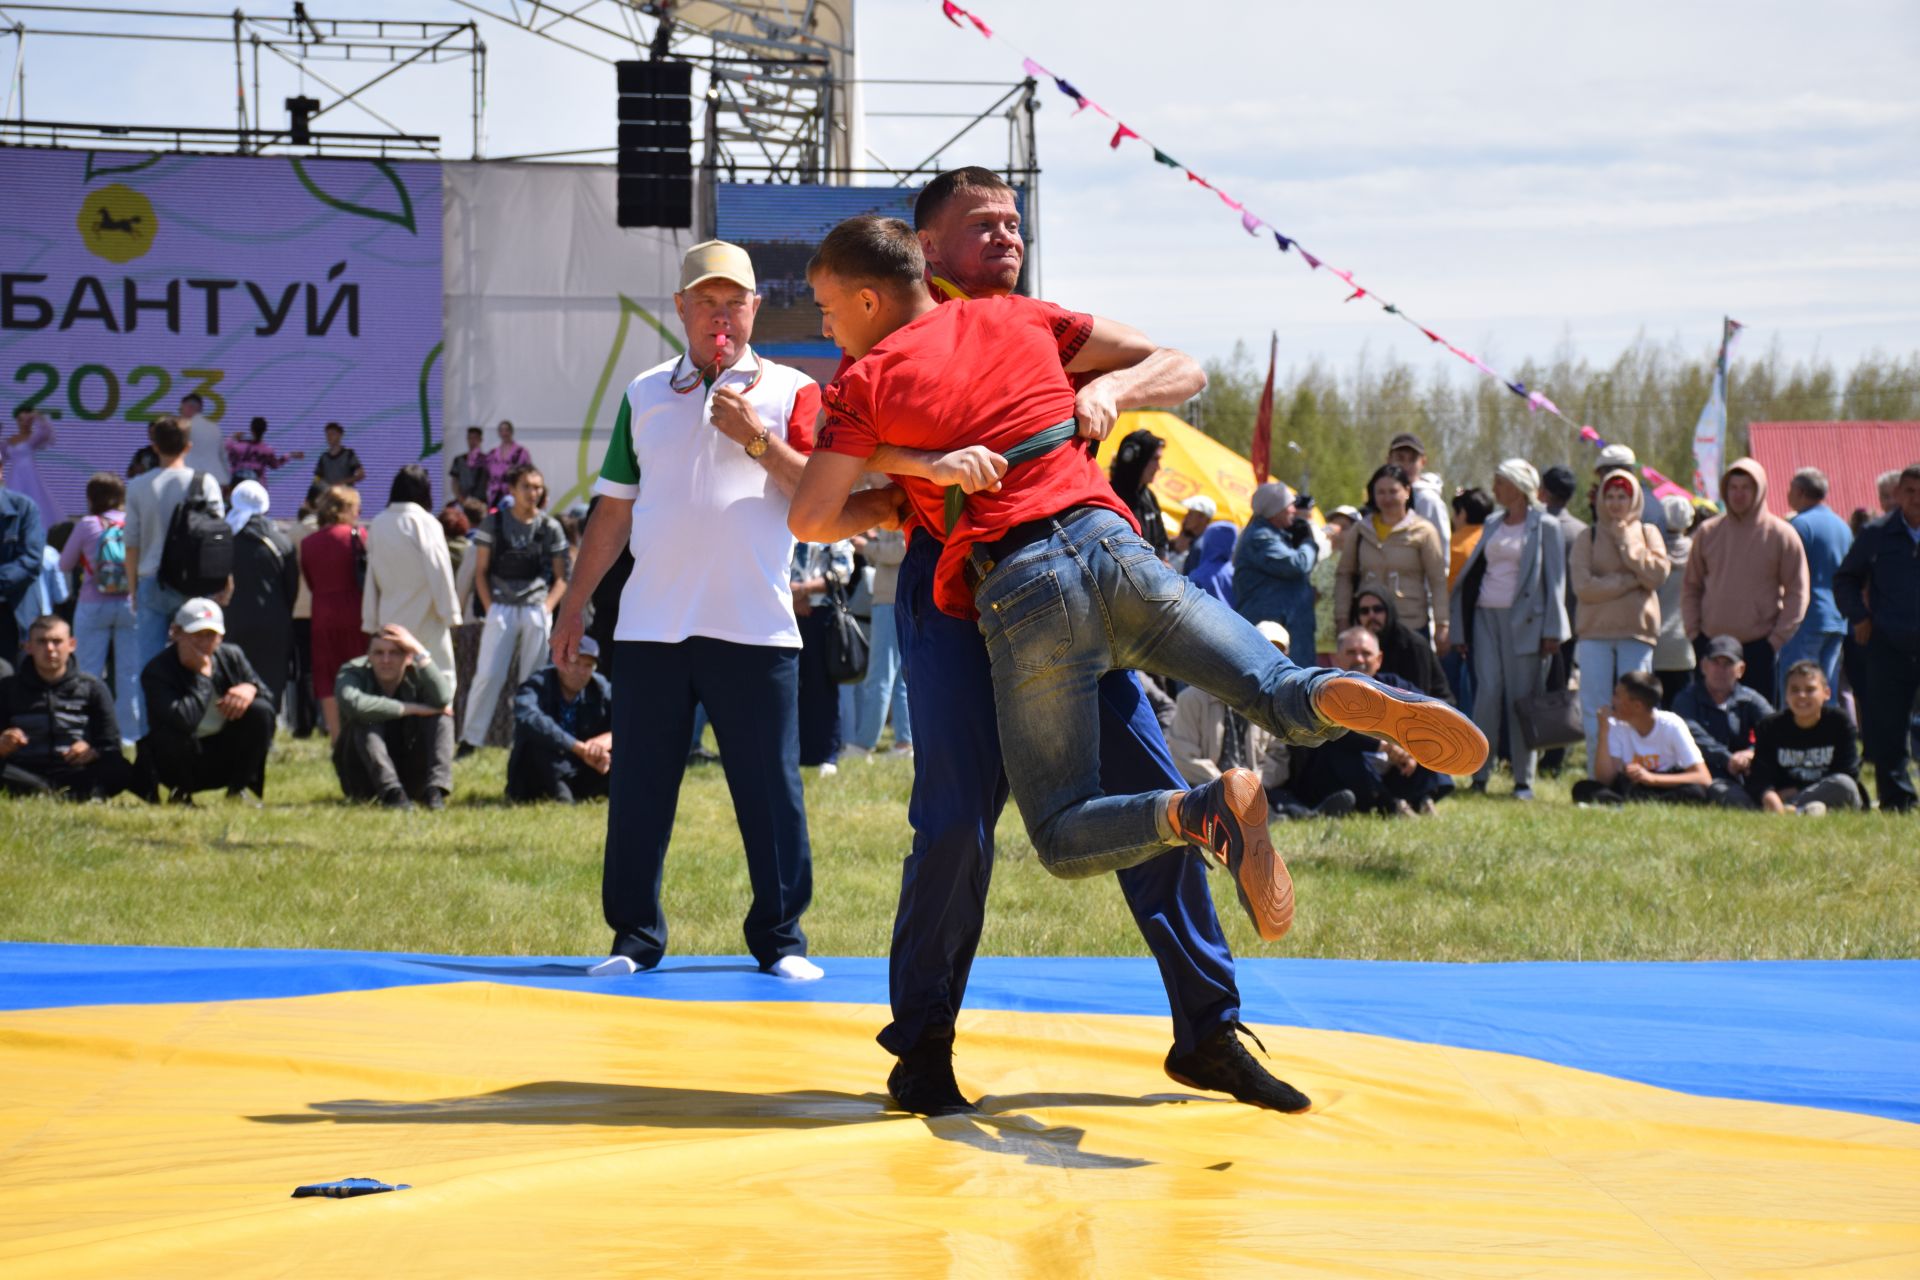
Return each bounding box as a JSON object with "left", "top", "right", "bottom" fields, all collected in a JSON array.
[{"left": 744, "top": 431, "right": 770, "bottom": 459}]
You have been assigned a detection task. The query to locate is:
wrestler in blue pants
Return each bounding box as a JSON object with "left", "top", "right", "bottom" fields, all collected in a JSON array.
[{"left": 877, "top": 530, "right": 1240, "bottom": 1059}]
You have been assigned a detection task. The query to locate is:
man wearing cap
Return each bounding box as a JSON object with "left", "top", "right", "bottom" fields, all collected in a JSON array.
[
  {"left": 1387, "top": 433, "right": 1450, "bottom": 545},
  {"left": 1672, "top": 634, "right": 1773, "bottom": 791},
  {"left": 507, "top": 636, "right": 614, "bottom": 804},
  {"left": 553, "top": 239, "right": 829, "bottom": 982},
  {"left": 136, "top": 597, "right": 276, "bottom": 804},
  {"left": 1170, "top": 494, "right": 1217, "bottom": 571},
  {"left": 1682, "top": 457, "right": 1808, "bottom": 698},
  {"left": 333, "top": 623, "right": 455, "bottom": 811},
  {"left": 1234, "top": 481, "right": 1319, "bottom": 663}
]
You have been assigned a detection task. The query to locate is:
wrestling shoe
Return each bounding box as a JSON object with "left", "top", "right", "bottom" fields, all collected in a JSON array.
[
  {"left": 1313, "top": 675, "right": 1489, "bottom": 776},
  {"left": 887, "top": 1035, "right": 974, "bottom": 1117},
  {"left": 1165, "top": 1021, "right": 1311, "bottom": 1113},
  {"left": 1175, "top": 769, "right": 1294, "bottom": 942}
]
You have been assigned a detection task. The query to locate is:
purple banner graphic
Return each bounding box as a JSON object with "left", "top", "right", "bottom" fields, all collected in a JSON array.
[{"left": 0, "top": 149, "right": 443, "bottom": 524}]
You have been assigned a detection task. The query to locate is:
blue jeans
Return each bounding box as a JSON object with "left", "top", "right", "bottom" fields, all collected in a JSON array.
[
  {"left": 1777, "top": 628, "right": 1843, "bottom": 705},
  {"left": 74, "top": 598, "right": 144, "bottom": 743},
  {"left": 1574, "top": 637, "right": 1653, "bottom": 767},
  {"left": 853, "top": 602, "right": 911, "bottom": 748},
  {"left": 882, "top": 529, "right": 1239, "bottom": 1057},
  {"left": 973, "top": 509, "right": 1338, "bottom": 878},
  {"left": 134, "top": 578, "right": 187, "bottom": 673}
]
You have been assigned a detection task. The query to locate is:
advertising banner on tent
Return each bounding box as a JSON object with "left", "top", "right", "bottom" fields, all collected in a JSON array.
[{"left": 0, "top": 149, "right": 442, "bottom": 522}]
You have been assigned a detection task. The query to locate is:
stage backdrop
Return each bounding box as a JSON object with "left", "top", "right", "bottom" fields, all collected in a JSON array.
[
  {"left": 442, "top": 162, "right": 691, "bottom": 512},
  {"left": 0, "top": 148, "right": 442, "bottom": 523}
]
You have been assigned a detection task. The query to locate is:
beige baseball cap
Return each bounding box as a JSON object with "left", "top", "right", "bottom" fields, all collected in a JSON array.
[{"left": 679, "top": 240, "right": 756, "bottom": 293}]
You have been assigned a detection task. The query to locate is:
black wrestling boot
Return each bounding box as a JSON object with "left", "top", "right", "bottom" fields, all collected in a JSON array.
[
  {"left": 1165, "top": 1021, "right": 1311, "bottom": 1113},
  {"left": 887, "top": 1034, "right": 974, "bottom": 1117}
]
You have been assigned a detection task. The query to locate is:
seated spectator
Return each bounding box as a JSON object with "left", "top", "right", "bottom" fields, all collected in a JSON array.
[
  {"left": 0, "top": 615, "right": 133, "bottom": 800},
  {"left": 1167, "top": 620, "right": 1353, "bottom": 819},
  {"left": 1288, "top": 626, "right": 1451, "bottom": 818},
  {"left": 1572, "top": 670, "right": 1711, "bottom": 806},
  {"left": 1672, "top": 634, "right": 1773, "bottom": 787},
  {"left": 507, "top": 636, "right": 614, "bottom": 804},
  {"left": 137, "top": 598, "right": 275, "bottom": 805},
  {"left": 1716, "top": 661, "right": 1863, "bottom": 814},
  {"left": 333, "top": 623, "right": 454, "bottom": 811},
  {"left": 1355, "top": 587, "right": 1451, "bottom": 700}
]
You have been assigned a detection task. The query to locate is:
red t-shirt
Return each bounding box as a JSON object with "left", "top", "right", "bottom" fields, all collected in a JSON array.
[{"left": 818, "top": 294, "right": 1136, "bottom": 618}]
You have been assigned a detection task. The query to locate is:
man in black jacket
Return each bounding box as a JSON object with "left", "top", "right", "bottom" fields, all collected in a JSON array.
[
  {"left": 137, "top": 598, "right": 276, "bottom": 804},
  {"left": 1288, "top": 627, "right": 1452, "bottom": 816},
  {"left": 1835, "top": 462, "right": 1920, "bottom": 811},
  {"left": 507, "top": 637, "right": 614, "bottom": 803},
  {"left": 0, "top": 615, "right": 134, "bottom": 799},
  {"left": 1672, "top": 635, "right": 1774, "bottom": 797}
]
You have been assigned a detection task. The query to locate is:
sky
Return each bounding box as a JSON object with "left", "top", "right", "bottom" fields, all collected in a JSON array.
[{"left": 9, "top": 0, "right": 1917, "bottom": 384}]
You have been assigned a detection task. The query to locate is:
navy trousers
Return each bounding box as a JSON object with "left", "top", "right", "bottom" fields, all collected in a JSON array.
[
  {"left": 604, "top": 638, "right": 813, "bottom": 969},
  {"left": 880, "top": 531, "right": 1240, "bottom": 1059}
]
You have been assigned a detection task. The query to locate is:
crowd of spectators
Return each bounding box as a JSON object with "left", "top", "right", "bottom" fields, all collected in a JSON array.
[{"left": 3, "top": 385, "right": 1917, "bottom": 821}]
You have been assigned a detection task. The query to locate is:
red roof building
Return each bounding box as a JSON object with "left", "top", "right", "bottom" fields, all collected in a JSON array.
[{"left": 1745, "top": 421, "right": 1920, "bottom": 520}]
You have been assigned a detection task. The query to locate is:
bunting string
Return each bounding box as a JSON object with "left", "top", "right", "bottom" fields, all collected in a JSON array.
[{"left": 935, "top": 0, "right": 1700, "bottom": 500}]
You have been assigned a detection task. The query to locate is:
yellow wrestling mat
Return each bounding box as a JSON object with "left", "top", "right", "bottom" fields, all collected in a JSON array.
[{"left": 3, "top": 981, "right": 1916, "bottom": 1278}]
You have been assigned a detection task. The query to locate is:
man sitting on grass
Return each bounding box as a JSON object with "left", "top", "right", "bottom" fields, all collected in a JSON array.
[
  {"left": 1716, "top": 660, "right": 1863, "bottom": 814},
  {"left": 789, "top": 214, "right": 1486, "bottom": 944},
  {"left": 334, "top": 624, "right": 455, "bottom": 811},
  {"left": 0, "top": 615, "right": 134, "bottom": 801},
  {"left": 1287, "top": 627, "right": 1452, "bottom": 818},
  {"left": 138, "top": 598, "right": 276, "bottom": 805},
  {"left": 1672, "top": 634, "right": 1772, "bottom": 799},
  {"left": 1572, "top": 670, "right": 1712, "bottom": 806},
  {"left": 507, "top": 636, "right": 613, "bottom": 804}
]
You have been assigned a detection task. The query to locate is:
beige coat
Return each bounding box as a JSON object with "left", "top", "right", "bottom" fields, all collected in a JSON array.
[
  {"left": 1336, "top": 512, "right": 1449, "bottom": 637},
  {"left": 361, "top": 501, "right": 462, "bottom": 675},
  {"left": 1569, "top": 468, "right": 1671, "bottom": 646}
]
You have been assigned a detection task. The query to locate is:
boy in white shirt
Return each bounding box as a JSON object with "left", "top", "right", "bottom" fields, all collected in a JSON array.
[{"left": 1573, "top": 669, "right": 1713, "bottom": 805}]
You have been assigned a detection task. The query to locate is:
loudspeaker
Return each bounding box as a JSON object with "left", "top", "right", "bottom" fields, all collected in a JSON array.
[{"left": 616, "top": 60, "right": 694, "bottom": 229}]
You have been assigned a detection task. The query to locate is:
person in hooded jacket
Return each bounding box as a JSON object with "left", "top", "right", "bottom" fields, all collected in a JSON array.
[
  {"left": 1233, "top": 482, "right": 1316, "bottom": 657},
  {"left": 1652, "top": 494, "right": 1698, "bottom": 706},
  {"left": 1570, "top": 467, "right": 1671, "bottom": 766},
  {"left": 1681, "top": 457, "right": 1809, "bottom": 699},
  {"left": 222, "top": 480, "right": 300, "bottom": 710},
  {"left": 0, "top": 614, "right": 133, "bottom": 799},
  {"left": 1184, "top": 518, "right": 1238, "bottom": 609},
  {"left": 1354, "top": 587, "right": 1451, "bottom": 701},
  {"left": 1107, "top": 428, "right": 1168, "bottom": 559}
]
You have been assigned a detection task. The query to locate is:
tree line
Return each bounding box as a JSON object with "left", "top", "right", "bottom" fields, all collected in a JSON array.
[{"left": 1184, "top": 337, "right": 1920, "bottom": 508}]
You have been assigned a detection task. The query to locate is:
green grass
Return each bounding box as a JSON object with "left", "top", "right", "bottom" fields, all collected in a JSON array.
[{"left": 1, "top": 735, "right": 1913, "bottom": 961}]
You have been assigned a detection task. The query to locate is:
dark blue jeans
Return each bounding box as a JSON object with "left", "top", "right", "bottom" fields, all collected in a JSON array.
[
  {"left": 604, "top": 638, "right": 813, "bottom": 968},
  {"left": 880, "top": 530, "right": 1240, "bottom": 1059}
]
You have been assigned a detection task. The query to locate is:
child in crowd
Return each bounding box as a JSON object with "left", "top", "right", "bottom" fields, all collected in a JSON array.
[
  {"left": 1721, "top": 660, "right": 1863, "bottom": 814},
  {"left": 788, "top": 214, "right": 1486, "bottom": 943},
  {"left": 1573, "top": 669, "right": 1712, "bottom": 806}
]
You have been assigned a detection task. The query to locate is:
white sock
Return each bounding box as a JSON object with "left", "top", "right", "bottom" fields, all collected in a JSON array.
[
  {"left": 769, "top": 954, "right": 823, "bottom": 981},
  {"left": 587, "top": 955, "right": 641, "bottom": 977}
]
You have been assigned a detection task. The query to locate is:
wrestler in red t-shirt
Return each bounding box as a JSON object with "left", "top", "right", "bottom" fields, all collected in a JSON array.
[{"left": 818, "top": 293, "right": 1137, "bottom": 617}]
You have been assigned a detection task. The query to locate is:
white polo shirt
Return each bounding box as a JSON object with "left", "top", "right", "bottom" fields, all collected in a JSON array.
[{"left": 593, "top": 346, "right": 821, "bottom": 648}]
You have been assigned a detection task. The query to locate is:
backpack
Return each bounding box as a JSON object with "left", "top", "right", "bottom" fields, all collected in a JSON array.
[
  {"left": 157, "top": 470, "right": 234, "bottom": 596},
  {"left": 91, "top": 513, "right": 130, "bottom": 595}
]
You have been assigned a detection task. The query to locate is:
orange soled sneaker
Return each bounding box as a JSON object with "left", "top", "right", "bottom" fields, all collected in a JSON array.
[
  {"left": 1313, "top": 674, "right": 1490, "bottom": 776},
  {"left": 1174, "top": 768, "right": 1294, "bottom": 942}
]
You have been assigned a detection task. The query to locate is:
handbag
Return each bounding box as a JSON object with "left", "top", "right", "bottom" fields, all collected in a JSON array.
[
  {"left": 1515, "top": 686, "right": 1584, "bottom": 750},
  {"left": 821, "top": 579, "right": 870, "bottom": 685}
]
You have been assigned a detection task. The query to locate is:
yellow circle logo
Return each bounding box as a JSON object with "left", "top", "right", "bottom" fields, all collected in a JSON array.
[{"left": 77, "top": 184, "right": 158, "bottom": 263}]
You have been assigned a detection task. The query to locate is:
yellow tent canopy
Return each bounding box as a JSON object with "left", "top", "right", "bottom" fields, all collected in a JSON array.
[{"left": 1095, "top": 410, "right": 1266, "bottom": 532}]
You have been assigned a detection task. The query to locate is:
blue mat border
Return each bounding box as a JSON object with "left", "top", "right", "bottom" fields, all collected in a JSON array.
[{"left": 3, "top": 943, "right": 1914, "bottom": 1125}]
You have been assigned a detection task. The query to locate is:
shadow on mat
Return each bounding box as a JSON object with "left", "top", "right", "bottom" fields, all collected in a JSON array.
[
  {"left": 409, "top": 960, "right": 766, "bottom": 979},
  {"left": 247, "top": 1082, "right": 1175, "bottom": 1169}
]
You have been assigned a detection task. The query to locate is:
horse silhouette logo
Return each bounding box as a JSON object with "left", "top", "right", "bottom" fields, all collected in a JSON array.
[{"left": 78, "top": 182, "right": 158, "bottom": 263}]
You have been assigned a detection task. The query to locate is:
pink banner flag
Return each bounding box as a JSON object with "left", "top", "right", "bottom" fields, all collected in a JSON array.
[
  {"left": 1579, "top": 425, "right": 1602, "bottom": 442},
  {"left": 942, "top": 1, "right": 991, "bottom": 36},
  {"left": 1241, "top": 210, "right": 1262, "bottom": 235},
  {"left": 1299, "top": 248, "right": 1322, "bottom": 269},
  {"left": 1109, "top": 122, "right": 1139, "bottom": 149},
  {"left": 1526, "top": 391, "right": 1561, "bottom": 416},
  {"left": 1215, "top": 190, "right": 1244, "bottom": 211},
  {"left": 1420, "top": 327, "right": 1442, "bottom": 343},
  {"left": 1344, "top": 288, "right": 1367, "bottom": 303},
  {"left": 1021, "top": 57, "right": 1051, "bottom": 80},
  {"left": 1185, "top": 170, "right": 1212, "bottom": 188}
]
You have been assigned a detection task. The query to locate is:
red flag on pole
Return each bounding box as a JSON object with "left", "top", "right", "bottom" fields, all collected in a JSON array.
[{"left": 1251, "top": 331, "right": 1277, "bottom": 484}]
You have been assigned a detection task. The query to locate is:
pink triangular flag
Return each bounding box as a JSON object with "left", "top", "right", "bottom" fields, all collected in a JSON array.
[{"left": 1109, "top": 122, "right": 1139, "bottom": 149}]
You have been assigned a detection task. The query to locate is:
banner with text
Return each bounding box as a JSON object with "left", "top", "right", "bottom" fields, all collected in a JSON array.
[{"left": 0, "top": 148, "right": 442, "bottom": 522}]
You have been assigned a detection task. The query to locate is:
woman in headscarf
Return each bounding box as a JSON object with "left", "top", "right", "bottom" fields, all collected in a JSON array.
[
  {"left": 1108, "top": 428, "right": 1168, "bottom": 558},
  {"left": 1354, "top": 587, "right": 1451, "bottom": 700},
  {"left": 222, "top": 479, "right": 300, "bottom": 710},
  {"left": 1651, "top": 493, "right": 1697, "bottom": 706},
  {"left": 1449, "top": 458, "right": 1569, "bottom": 799},
  {"left": 1334, "top": 462, "right": 1449, "bottom": 647},
  {"left": 1570, "top": 466, "right": 1670, "bottom": 765}
]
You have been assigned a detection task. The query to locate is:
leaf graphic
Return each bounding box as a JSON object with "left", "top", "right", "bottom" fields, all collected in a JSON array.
[
  {"left": 85, "top": 151, "right": 163, "bottom": 183},
  {"left": 289, "top": 158, "right": 417, "bottom": 233},
  {"left": 418, "top": 341, "right": 445, "bottom": 459},
  {"left": 556, "top": 295, "right": 683, "bottom": 509}
]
